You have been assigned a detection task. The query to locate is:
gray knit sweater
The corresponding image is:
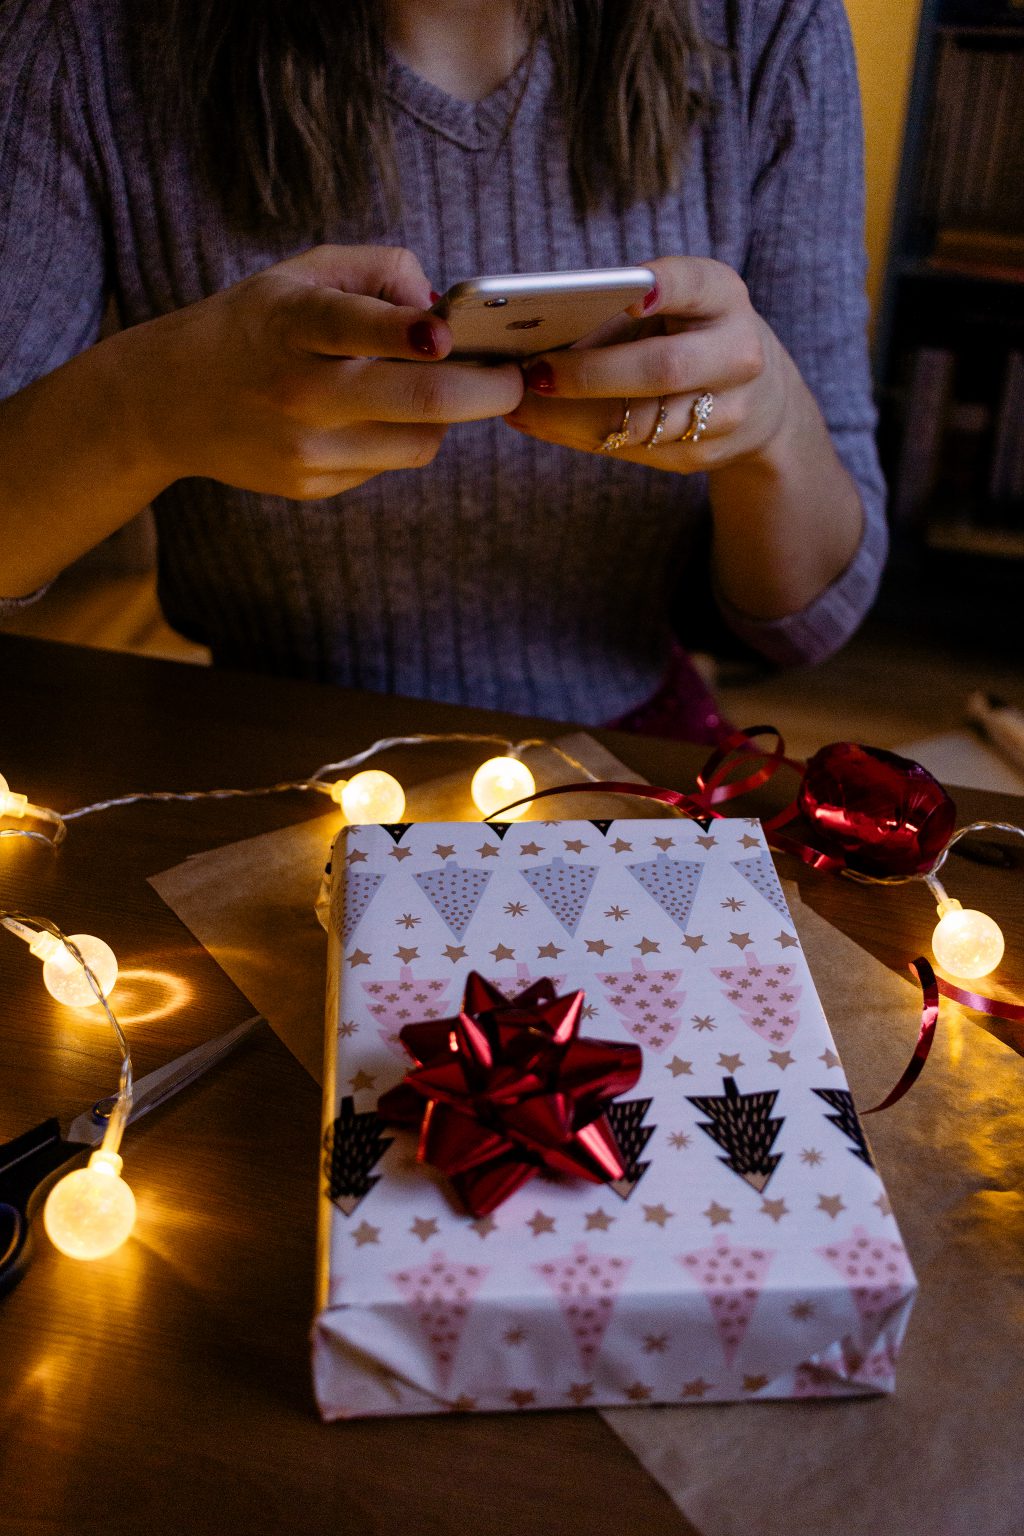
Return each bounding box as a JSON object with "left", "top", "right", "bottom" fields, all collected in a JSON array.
[{"left": 0, "top": 0, "right": 887, "bottom": 723}]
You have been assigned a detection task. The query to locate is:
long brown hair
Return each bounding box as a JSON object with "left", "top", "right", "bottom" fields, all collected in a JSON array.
[{"left": 147, "top": 1, "right": 717, "bottom": 233}]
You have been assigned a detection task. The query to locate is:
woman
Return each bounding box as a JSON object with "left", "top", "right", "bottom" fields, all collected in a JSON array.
[{"left": 0, "top": 0, "right": 885, "bottom": 738}]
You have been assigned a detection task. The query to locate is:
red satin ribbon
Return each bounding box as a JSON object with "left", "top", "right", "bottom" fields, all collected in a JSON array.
[
  {"left": 378, "top": 972, "right": 642, "bottom": 1216},
  {"left": 863, "top": 959, "right": 940, "bottom": 1113}
]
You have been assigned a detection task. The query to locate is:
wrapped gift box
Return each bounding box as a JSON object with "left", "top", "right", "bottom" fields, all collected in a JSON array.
[{"left": 313, "top": 818, "right": 916, "bottom": 1419}]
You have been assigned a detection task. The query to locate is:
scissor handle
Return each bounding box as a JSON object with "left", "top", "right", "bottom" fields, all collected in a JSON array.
[{"left": 0, "top": 1200, "right": 27, "bottom": 1289}]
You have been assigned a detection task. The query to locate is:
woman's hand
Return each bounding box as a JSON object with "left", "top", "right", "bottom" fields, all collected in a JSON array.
[
  {"left": 504, "top": 255, "right": 789, "bottom": 470},
  {"left": 130, "top": 244, "right": 523, "bottom": 499}
]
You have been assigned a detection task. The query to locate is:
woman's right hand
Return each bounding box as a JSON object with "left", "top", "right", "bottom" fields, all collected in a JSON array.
[{"left": 129, "top": 245, "right": 524, "bottom": 499}]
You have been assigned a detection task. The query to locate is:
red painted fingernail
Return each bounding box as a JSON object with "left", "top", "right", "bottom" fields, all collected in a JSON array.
[
  {"left": 523, "top": 360, "right": 556, "bottom": 393},
  {"left": 408, "top": 320, "right": 440, "bottom": 357},
  {"left": 429, "top": 290, "right": 442, "bottom": 304},
  {"left": 642, "top": 284, "right": 660, "bottom": 312}
]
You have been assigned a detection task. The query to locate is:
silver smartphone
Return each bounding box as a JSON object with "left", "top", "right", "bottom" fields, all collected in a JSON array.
[{"left": 431, "top": 266, "right": 655, "bottom": 358}]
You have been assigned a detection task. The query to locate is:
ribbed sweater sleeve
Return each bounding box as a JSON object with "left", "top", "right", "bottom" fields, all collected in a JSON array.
[{"left": 718, "top": 0, "right": 888, "bottom": 666}]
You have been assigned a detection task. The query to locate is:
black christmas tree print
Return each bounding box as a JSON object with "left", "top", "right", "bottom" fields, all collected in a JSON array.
[
  {"left": 323, "top": 1096, "right": 394, "bottom": 1216},
  {"left": 520, "top": 856, "right": 599, "bottom": 936},
  {"left": 342, "top": 870, "right": 386, "bottom": 943},
  {"left": 812, "top": 1087, "right": 875, "bottom": 1168},
  {"left": 605, "top": 1097, "right": 656, "bottom": 1200},
  {"left": 731, "top": 852, "right": 790, "bottom": 921},
  {"left": 626, "top": 852, "right": 703, "bottom": 931},
  {"left": 413, "top": 862, "right": 493, "bottom": 939},
  {"left": 687, "top": 1077, "right": 784, "bottom": 1192}
]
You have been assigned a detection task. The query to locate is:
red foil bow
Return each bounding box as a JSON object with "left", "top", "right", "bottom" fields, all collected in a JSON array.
[
  {"left": 377, "top": 972, "right": 642, "bottom": 1216},
  {"left": 796, "top": 742, "right": 956, "bottom": 877}
]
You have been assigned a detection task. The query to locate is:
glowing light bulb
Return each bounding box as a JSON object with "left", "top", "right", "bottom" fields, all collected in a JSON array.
[
  {"left": 30, "top": 930, "right": 119, "bottom": 1007},
  {"left": 0, "top": 771, "right": 28, "bottom": 818},
  {"left": 43, "top": 1150, "right": 136, "bottom": 1260},
  {"left": 931, "top": 898, "right": 1005, "bottom": 981},
  {"left": 470, "top": 756, "right": 536, "bottom": 820},
  {"left": 336, "top": 770, "right": 406, "bottom": 824}
]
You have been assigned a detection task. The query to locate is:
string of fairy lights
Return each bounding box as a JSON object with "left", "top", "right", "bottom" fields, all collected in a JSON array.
[{"left": 1, "top": 734, "right": 1019, "bottom": 1263}]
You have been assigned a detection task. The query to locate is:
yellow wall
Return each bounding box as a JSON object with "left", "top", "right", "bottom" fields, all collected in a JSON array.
[{"left": 845, "top": 0, "right": 925, "bottom": 323}]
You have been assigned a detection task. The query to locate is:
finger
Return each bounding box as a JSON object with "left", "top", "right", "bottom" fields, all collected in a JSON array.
[
  {"left": 622, "top": 254, "right": 749, "bottom": 323},
  {"left": 277, "top": 244, "right": 436, "bottom": 308},
  {"left": 299, "top": 422, "right": 449, "bottom": 474},
  {"left": 507, "top": 388, "right": 737, "bottom": 455},
  {"left": 523, "top": 317, "right": 759, "bottom": 400},
  {"left": 282, "top": 288, "right": 453, "bottom": 362},
  {"left": 338, "top": 357, "right": 525, "bottom": 425}
]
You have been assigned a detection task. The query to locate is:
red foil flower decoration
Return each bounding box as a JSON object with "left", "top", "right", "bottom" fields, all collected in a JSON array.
[
  {"left": 798, "top": 742, "right": 956, "bottom": 877},
  {"left": 377, "top": 972, "right": 642, "bottom": 1217}
]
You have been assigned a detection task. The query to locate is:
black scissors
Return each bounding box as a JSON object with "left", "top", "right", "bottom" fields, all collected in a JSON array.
[{"left": 0, "top": 1014, "right": 263, "bottom": 1292}]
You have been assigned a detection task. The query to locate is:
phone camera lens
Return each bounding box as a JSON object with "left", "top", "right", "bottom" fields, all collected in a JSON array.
[{"left": 483, "top": 298, "right": 509, "bottom": 308}]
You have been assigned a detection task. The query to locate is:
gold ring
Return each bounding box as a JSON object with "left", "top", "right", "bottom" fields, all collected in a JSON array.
[
  {"left": 599, "top": 399, "right": 632, "bottom": 452},
  {"left": 643, "top": 398, "right": 669, "bottom": 450},
  {"left": 678, "top": 391, "right": 714, "bottom": 444}
]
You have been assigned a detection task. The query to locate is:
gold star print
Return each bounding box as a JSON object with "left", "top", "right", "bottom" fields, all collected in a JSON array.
[
  {"left": 703, "top": 1201, "right": 732, "bottom": 1227},
  {"left": 605, "top": 905, "right": 629, "bottom": 921},
  {"left": 643, "top": 1334, "right": 669, "bottom": 1354},
  {"left": 388, "top": 845, "right": 413, "bottom": 861},
  {"left": 760, "top": 1198, "right": 789, "bottom": 1223},
  {"left": 643, "top": 1203, "right": 674, "bottom": 1227},
  {"left": 352, "top": 1221, "right": 380, "bottom": 1246},
  {"left": 728, "top": 931, "right": 752, "bottom": 950},
  {"left": 347, "top": 948, "right": 372, "bottom": 967},
  {"left": 817, "top": 1193, "right": 846, "bottom": 1219},
  {"left": 526, "top": 1210, "right": 556, "bottom": 1236},
  {"left": 504, "top": 901, "right": 528, "bottom": 916},
  {"left": 396, "top": 913, "right": 421, "bottom": 929},
  {"left": 819, "top": 1048, "right": 841, "bottom": 1069},
  {"left": 768, "top": 1049, "right": 795, "bottom": 1070},
  {"left": 443, "top": 944, "right": 468, "bottom": 963},
  {"left": 581, "top": 1003, "right": 598, "bottom": 1020},
  {"left": 722, "top": 897, "right": 745, "bottom": 912},
  {"left": 800, "top": 1147, "right": 823, "bottom": 1166},
  {"left": 682, "top": 933, "right": 706, "bottom": 953},
  {"left": 504, "top": 1326, "right": 526, "bottom": 1345},
  {"left": 696, "top": 834, "right": 717, "bottom": 849},
  {"left": 338, "top": 1020, "right": 358, "bottom": 1038},
  {"left": 490, "top": 942, "right": 515, "bottom": 962},
  {"left": 566, "top": 1382, "right": 594, "bottom": 1405},
  {"left": 718, "top": 1052, "right": 744, "bottom": 1073},
  {"left": 508, "top": 1389, "right": 536, "bottom": 1408},
  {"left": 520, "top": 840, "right": 544, "bottom": 857},
  {"left": 625, "top": 1382, "right": 652, "bottom": 1402},
  {"left": 610, "top": 838, "right": 632, "bottom": 854},
  {"left": 874, "top": 1192, "right": 893, "bottom": 1219},
  {"left": 739, "top": 833, "right": 760, "bottom": 849},
  {"left": 653, "top": 835, "right": 675, "bottom": 851},
  {"left": 584, "top": 1209, "right": 615, "bottom": 1231},
  {"left": 681, "top": 1377, "right": 713, "bottom": 1399},
  {"left": 564, "top": 838, "right": 588, "bottom": 854},
  {"left": 395, "top": 945, "right": 420, "bottom": 964},
  {"left": 471, "top": 1215, "right": 498, "bottom": 1238},
  {"left": 691, "top": 1015, "right": 715, "bottom": 1033},
  {"left": 666, "top": 1056, "right": 693, "bottom": 1078},
  {"left": 476, "top": 842, "right": 501, "bottom": 859},
  {"left": 538, "top": 941, "right": 564, "bottom": 960},
  {"left": 636, "top": 936, "right": 660, "bottom": 956},
  {"left": 346, "top": 847, "right": 368, "bottom": 864},
  {"left": 743, "top": 1375, "right": 769, "bottom": 1393},
  {"left": 790, "top": 1301, "right": 816, "bottom": 1321},
  {"left": 668, "top": 1131, "right": 691, "bottom": 1149},
  {"left": 775, "top": 930, "right": 799, "bottom": 949},
  {"left": 348, "top": 1069, "right": 376, "bottom": 1093},
  {"left": 410, "top": 1216, "right": 439, "bottom": 1243},
  {"left": 585, "top": 938, "right": 612, "bottom": 956},
  {"left": 433, "top": 843, "right": 456, "bottom": 859}
]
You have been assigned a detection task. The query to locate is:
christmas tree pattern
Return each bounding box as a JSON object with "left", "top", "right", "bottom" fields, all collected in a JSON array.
[
  {"left": 520, "top": 856, "right": 599, "bottom": 936},
  {"left": 534, "top": 1243, "right": 632, "bottom": 1369},
  {"left": 597, "top": 960, "right": 685, "bottom": 1052},
  {"left": 793, "top": 1336, "right": 901, "bottom": 1398},
  {"left": 713, "top": 952, "right": 803, "bottom": 1045},
  {"left": 323, "top": 1096, "right": 393, "bottom": 1216},
  {"left": 687, "top": 1077, "right": 784, "bottom": 1192},
  {"left": 413, "top": 862, "right": 493, "bottom": 940},
  {"left": 362, "top": 965, "right": 451, "bottom": 1054},
  {"left": 819, "top": 1226, "right": 912, "bottom": 1343},
  {"left": 731, "top": 852, "right": 790, "bottom": 921},
  {"left": 812, "top": 1087, "right": 875, "bottom": 1168},
  {"left": 625, "top": 853, "right": 703, "bottom": 931},
  {"left": 391, "top": 1251, "right": 489, "bottom": 1388},
  {"left": 487, "top": 960, "right": 565, "bottom": 997},
  {"left": 342, "top": 871, "right": 386, "bottom": 943},
  {"left": 605, "top": 1097, "right": 656, "bottom": 1200},
  {"left": 678, "top": 1238, "right": 774, "bottom": 1367}
]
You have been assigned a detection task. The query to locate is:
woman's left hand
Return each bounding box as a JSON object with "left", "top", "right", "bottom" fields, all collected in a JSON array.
[{"left": 503, "top": 254, "right": 794, "bottom": 472}]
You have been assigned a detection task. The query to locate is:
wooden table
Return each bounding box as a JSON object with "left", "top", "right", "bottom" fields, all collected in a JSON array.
[{"left": 1, "top": 634, "right": 1021, "bottom": 1536}]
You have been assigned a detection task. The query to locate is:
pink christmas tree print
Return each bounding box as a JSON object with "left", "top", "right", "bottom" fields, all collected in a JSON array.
[
  {"left": 488, "top": 960, "right": 565, "bottom": 997},
  {"left": 626, "top": 853, "right": 703, "bottom": 931},
  {"left": 792, "top": 1335, "right": 901, "bottom": 1397},
  {"left": 678, "top": 1238, "right": 774, "bottom": 1367},
  {"left": 597, "top": 959, "right": 685, "bottom": 1051},
  {"left": 361, "top": 965, "right": 451, "bottom": 1053},
  {"left": 535, "top": 1243, "right": 632, "bottom": 1369},
  {"left": 342, "top": 870, "right": 386, "bottom": 942},
  {"left": 391, "top": 1250, "right": 489, "bottom": 1388},
  {"left": 731, "top": 852, "right": 791, "bottom": 921},
  {"left": 521, "top": 857, "right": 599, "bottom": 936},
  {"left": 414, "top": 862, "right": 493, "bottom": 939},
  {"left": 819, "top": 1226, "right": 912, "bottom": 1343},
  {"left": 713, "top": 951, "right": 803, "bottom": 1045}
]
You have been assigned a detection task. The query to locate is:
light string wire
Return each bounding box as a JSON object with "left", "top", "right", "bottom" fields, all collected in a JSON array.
[
  {"left": 0, "top": 911, "right": 132, "bottom": 1154},
  {"left": 842, "top": 821, "right": 1024, "bottom": 897}
]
